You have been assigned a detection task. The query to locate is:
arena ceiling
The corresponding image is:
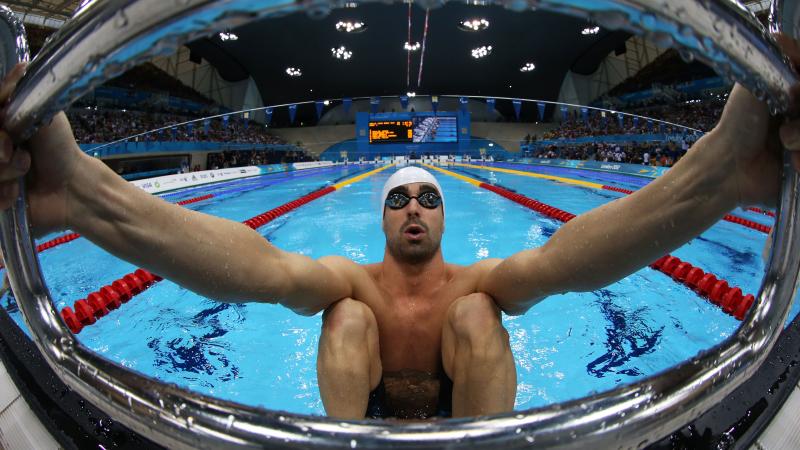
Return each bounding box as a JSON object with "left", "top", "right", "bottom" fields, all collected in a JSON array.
[
  {"left": 185, "top": 2, "right": 631, "bottom": 108},
  {"left": 4, "top": 0, "right": 80, "bottom": 21}
]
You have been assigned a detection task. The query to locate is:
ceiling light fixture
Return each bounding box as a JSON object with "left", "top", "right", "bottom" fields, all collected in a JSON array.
[
  {"left": 581, "top": 26, "right": 600, "bottom": 35},
  {"left": 471, "top": 45, "right": 492, "bottom": 59},
  {"left": 331, "top": 45, "right": 353, "bottom": 60},
  {"left": 458, "top": 18, "right": 490, "bottom": 31},
  {"left": 335, "top": 21, "right": 366, "bottom": 33},
  {"left": 285, "top": 67, "right": 302, "bottom": 77},
  {"left": 520, "top": 62, "right": 535, "bottom": 72},
  {"left": 404, "top": 41, "right": 421, "bottom": 51},
  {"left": 219, "top": 31, "right": 238, "bottom": 41}
]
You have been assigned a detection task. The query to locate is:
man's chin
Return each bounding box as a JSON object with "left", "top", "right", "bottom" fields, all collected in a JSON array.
[{"left": 389, "top": 241, "right": 439, "bottom": 265}]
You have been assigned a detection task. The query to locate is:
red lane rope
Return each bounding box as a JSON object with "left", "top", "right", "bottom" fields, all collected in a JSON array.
[
  {"left": 747, "top": 206, "right": 776, "bottom": 217},
  {"left": 599, "top": 184, "right": 771, "bottom": 234},
  {"left": 36, "top": 232, "right": 81, "bottom": 253},
  {"left": 59, "top": 186, "right": 336, "bottom": 334},
  {"left": 176, "top": 193, "right": 214, "bottom": 205},
  {"left": 480, "top": 182, "right": 755, "bottom": 321}
]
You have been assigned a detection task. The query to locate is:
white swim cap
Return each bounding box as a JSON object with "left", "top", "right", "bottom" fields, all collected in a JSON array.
[{"left": 381, "top": 166, "right": 444, "bottom": 219}]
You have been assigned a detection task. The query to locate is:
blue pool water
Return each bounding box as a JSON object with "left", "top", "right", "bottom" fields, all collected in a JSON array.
[{"left": 4, "top": 161, "right": 787, "bottom": 415}]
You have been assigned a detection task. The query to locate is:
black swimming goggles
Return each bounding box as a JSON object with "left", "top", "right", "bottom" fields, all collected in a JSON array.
[{"left": 385, "top": 191, "right": 442, "bottom": 210}]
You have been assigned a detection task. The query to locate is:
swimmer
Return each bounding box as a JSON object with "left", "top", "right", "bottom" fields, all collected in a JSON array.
[{"left": 1, "top": 35, "right": 800, "bottom": 420}]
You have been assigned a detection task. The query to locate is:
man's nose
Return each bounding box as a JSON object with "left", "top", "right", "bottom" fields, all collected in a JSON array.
[{"left": 405, "top": 197, "right": 423, "bottom": 213}]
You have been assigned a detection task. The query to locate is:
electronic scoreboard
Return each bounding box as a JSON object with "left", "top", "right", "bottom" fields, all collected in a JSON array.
[
  {"left": 369, "top": 120, "right": 413, "bottom": 143},
  {"left": 368, "top": 115, "right": 458, "bottom": 144}
]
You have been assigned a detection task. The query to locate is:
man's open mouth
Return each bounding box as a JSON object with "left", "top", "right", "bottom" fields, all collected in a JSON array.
[{"left": 404, "top": 224, "right": 426, "bottom": 239}]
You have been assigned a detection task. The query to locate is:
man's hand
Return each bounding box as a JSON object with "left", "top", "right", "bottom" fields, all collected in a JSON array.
[
  {"left": 0, "top": 62, "right": 85, "bottom": 236},
  {"left": 777, "top": 33, "right": 800, "bottom": 172},
  {"left": 716, "top": 33, "right": 800, "bottom": 208}
]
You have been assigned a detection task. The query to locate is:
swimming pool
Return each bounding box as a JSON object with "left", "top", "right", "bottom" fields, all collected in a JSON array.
[{"left": 3, "top": 161, "right": 781, "bottom": 416}]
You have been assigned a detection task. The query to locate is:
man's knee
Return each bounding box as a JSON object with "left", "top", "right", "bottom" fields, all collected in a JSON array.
[
  {"left": 321, "top": 298, "right": 377, "bottom": 344},
  {"left": 446, "top": 293, "right": 507, "bottom": 345}
]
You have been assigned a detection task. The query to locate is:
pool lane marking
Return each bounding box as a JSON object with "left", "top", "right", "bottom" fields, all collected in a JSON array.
[
  {"left": 424, "top": 163, "right": 756, "bottom": 321},
  {"left": 455, "top": 162, "right": 604, "bottom": 189},
  {"left": 59, "top": 163, "right": 396, "bottom": 334},
  {"left": 457, "top": 162, "right": 772, "bottom": 234},
  {"left": 332, "top": 163, "right": 395, "bottom": 189}
]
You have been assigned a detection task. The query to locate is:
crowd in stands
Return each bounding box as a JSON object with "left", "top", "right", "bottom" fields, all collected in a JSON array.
[
  {"left": 529, "top": 139, "right": 689, "bottom": 167},
  {"left": 67, "top": 108, "right": 287, "bottom": 146},
  {"left": 533, "top": 97, "right": 724, "bottom": 143},
  {"left": 206, "top": 149, "right": 314, "bottom": 169}
]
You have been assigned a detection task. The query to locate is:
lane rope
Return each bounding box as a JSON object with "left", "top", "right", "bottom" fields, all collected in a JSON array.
[
  {"left": 59, "top": 163, "right": 394, "bottom": 334},
  {"left": 747, "top": 206, "right": 776, "bottom": 217},
  {"left": 424, "top": 163, "right": 756, "bottom": 321},
  {"left": 457, "top": 162, "right": 773, "bottom": 234}
]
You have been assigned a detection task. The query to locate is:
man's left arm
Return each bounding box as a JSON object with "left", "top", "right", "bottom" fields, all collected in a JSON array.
[{"left": 477, "top": 35, "right": 800, "bottom": 315}]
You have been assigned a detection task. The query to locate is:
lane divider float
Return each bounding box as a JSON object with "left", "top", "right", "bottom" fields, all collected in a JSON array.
[
  {"left": 59, "top": 164, "right": 395, "bottom": 334},
  {"left": 747, "top": 206, "right": 776, "bottom": 217},
  {"left": 176, "top": 193, "right": 214, "bottom": 205},
  {"left": 457, "top": 162, "right": 772, "bottom": 234},
  {"left": 425, "top": 164, "right": 756, "bottom": 321}
]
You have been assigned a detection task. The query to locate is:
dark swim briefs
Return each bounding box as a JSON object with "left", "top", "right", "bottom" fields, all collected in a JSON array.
[{"left": 366, "top": 372, "right": 453, "bottom": 419}]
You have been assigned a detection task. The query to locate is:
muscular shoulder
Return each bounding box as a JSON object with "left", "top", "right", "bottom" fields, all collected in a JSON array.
[
  {"left": 449, "top": 258, "right": 503, "bottom": 291},
  {"left": 317, "top": 256, "right": 382, "bottom": 304},
  {"left": 465, "top": 258, "right": 503, "bottom": 278},
  {"left": 317, "top": 255, "right": 370, "bottom": 283}
]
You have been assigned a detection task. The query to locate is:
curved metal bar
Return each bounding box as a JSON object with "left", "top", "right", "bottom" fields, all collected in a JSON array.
[{"left": 0, "top": 0, "right": 798, "bottom": 449}]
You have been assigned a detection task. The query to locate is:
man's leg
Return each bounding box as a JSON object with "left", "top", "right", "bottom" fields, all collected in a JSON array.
[
  {"left": 317, "top": 298, "right": 382, "bottom": 419},
  {"left": 441, "top": 293, "right": 516, "bottom": 417}
]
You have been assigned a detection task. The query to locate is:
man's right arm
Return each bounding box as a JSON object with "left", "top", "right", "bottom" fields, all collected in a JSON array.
[
  {"left": 63, "top": 148, "right": 352, "bottom": 316},
  {"left": 0, "top": 65, "right": 351, "bottom": 316}
]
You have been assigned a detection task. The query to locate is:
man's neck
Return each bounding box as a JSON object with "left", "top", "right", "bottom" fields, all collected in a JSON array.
[{"left": 380, "top": 249, "right": 448, "bottom": 298}]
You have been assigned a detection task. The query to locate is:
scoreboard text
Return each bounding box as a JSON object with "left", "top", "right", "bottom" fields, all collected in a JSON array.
[{"left": 368, "top": 120, "right": 413, "bottom": 143}]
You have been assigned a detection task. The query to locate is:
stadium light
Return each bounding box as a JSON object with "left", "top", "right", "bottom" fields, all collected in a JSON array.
[
  {"left": 581, "top": 26, "right": 600, "bottom": 35},
  {"left": 331, "top": 46, "right": 353, "bottom": 60},
  {"left": 285, "top": 67, "right": 302, "bottom": 77},
  {"left": 520, "top": 62, "right": 536, "bottom": 72},
  {"left": 459, "top": 18, "right": 490, "bottom": 31},
  {"left": 471, "top": 45, "right": 492, "bottom": 59},
  {"left": 335, "top": 21, "right": 366, "bottom": 33},
  {"left": 404, "top": 41, "right": 421, "bottom": 51},
  {"left": 219, "top": 31, "right": 238, "bottom": 41}
]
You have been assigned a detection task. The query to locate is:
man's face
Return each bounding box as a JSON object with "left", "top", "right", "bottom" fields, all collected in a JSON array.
[{"left": 382, "top": 182, "right": 444, "bottom": 265}]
